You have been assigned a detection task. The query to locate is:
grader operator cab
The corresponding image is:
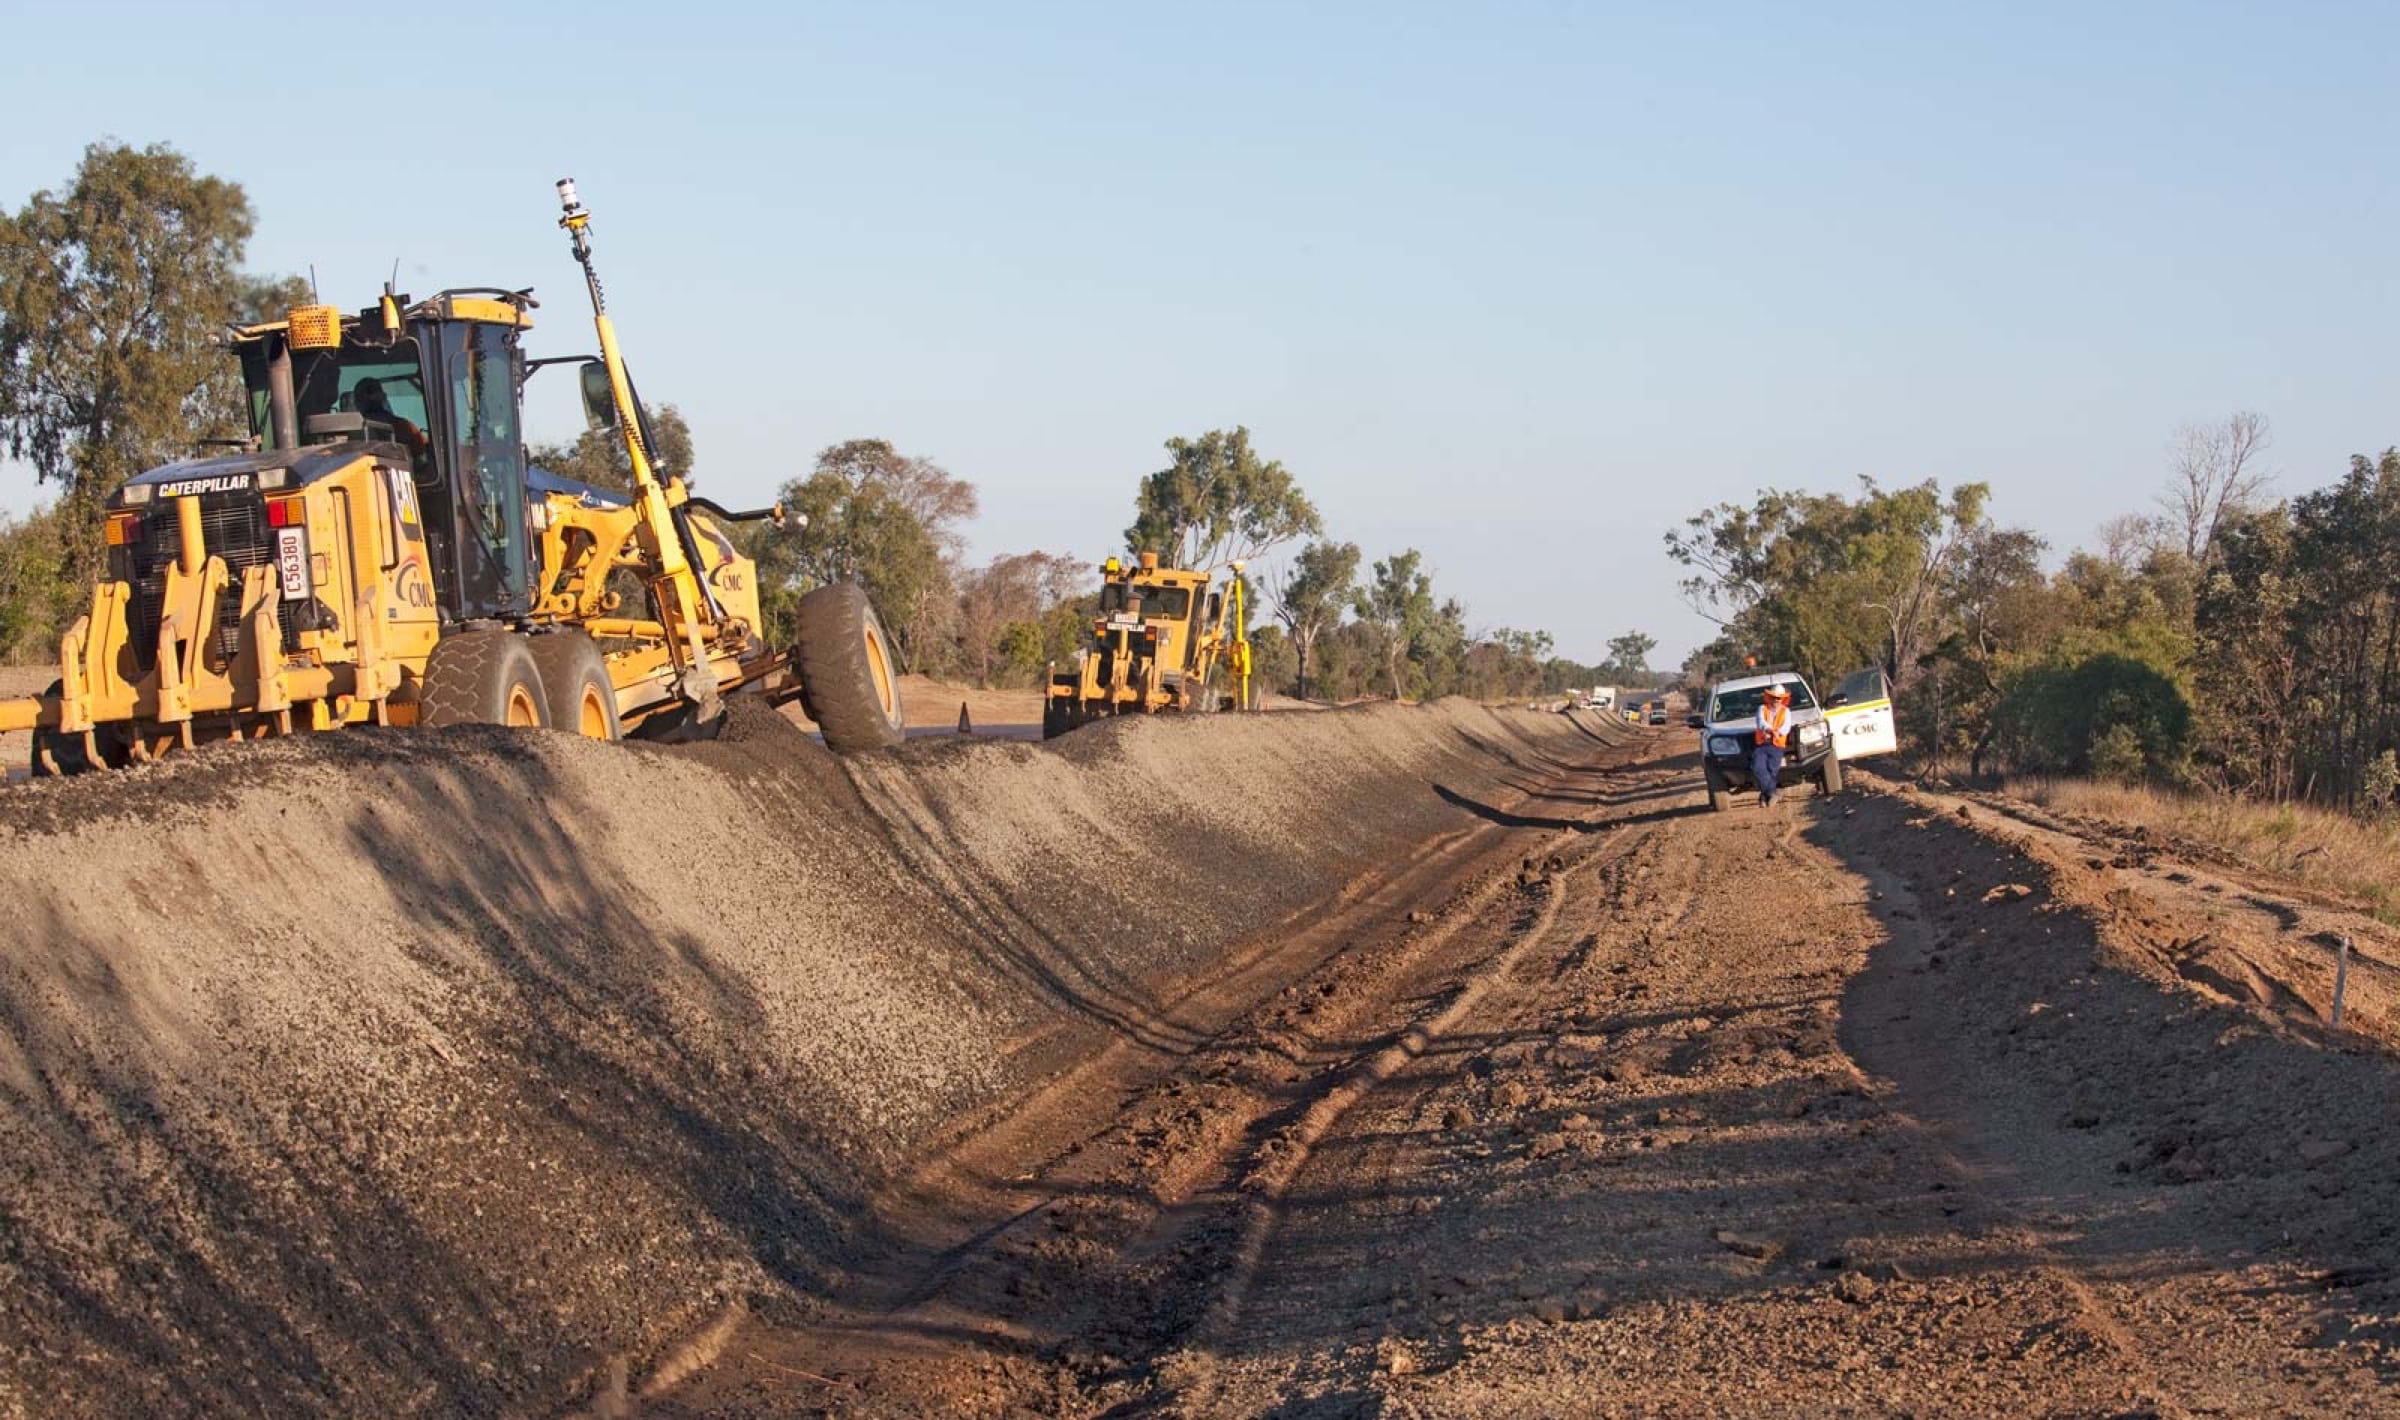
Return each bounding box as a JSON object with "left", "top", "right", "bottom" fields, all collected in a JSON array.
[
  {"left": 1042, "top": 551, "right": 1251, "bottom": 739},
  {"left": 2, "top": 180, "right": 906, "bottom": 774}
]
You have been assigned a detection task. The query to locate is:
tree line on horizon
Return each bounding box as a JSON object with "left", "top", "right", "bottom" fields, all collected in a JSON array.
[{"left": 0, "top": 142, "right": 1656, "bottom": 707}]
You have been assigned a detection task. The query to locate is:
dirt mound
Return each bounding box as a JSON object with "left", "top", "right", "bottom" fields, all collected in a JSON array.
[{"left": 0, "top": 697, "right": 1589, "bottom": 1417}]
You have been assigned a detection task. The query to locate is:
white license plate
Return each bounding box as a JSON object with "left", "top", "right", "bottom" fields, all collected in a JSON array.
[{"left": 275, "top": 526, "right": 311, "bottom": 601}]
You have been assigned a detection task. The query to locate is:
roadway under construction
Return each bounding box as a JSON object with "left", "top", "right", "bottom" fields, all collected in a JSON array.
[{"left": 2, "top": 698, "right": 2396, "bottom": 1417}]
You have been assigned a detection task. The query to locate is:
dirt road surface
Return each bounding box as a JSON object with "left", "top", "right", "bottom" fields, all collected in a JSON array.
[
  {"left": 8, "top": 698, "right": 2400, "bottom": 1416},
  {"left": 648, "top": 739, "right": 2400, "bottom": 1418}
]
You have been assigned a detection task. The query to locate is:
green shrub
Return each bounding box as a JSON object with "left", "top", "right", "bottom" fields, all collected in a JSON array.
[
  {"left": 2090, "top": 724, "right": 2146, "bottom": 784},
  {"left": 1994, "top": 648, "right": 2192, "bottom": 782}
]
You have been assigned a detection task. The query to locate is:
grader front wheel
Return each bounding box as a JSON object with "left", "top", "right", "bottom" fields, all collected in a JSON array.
[{"left": 794, "top": 582, "right": 906, "bottom": 753}]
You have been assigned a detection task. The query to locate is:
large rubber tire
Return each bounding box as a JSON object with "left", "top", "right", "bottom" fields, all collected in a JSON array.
[
  {"left": 794, "top": 582, "right": 906, "bottom": 753},
  {"left": 1704, "top": 761, "right": 1729, "bottom": 813},
  {"left": 1042, "top": 695, "right": 1073, "bottom": 741},
  {"left": 1819, "top": 752, "right": 1845, "bottom": 796},
  {"left": 528, "top": 631, "right": 621, "bottom": 741},
  {"left": 419, "top": 630, "right": 548, "bottom": 730},
  {"left": 26, "top": 680, "right": 132, "bottom": 776}
]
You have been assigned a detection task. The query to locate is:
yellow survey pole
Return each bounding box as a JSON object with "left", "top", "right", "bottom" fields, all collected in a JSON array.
[
  {"left": 1227, "top": 559, "right": 1251, "bottom": 711},
  {"left": 555, "top": 179, "right": 719, "bottom": 711}
]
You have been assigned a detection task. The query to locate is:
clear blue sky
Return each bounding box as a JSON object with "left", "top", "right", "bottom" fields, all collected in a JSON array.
[{"left": 3, "top": 1, "right": 2393, "bottom": 668}]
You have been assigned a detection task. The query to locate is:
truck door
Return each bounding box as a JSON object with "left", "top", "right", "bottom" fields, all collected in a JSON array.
[{"left": 1825, "top": 666, "right": 1898, "bottom": 760}]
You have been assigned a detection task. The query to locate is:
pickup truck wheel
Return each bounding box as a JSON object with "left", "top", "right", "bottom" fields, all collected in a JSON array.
[
  {"left": 1819, "top": 753, "right": 1845, "bottom": 795},
  {"left": 1704, "top": 761, "right": 1729, "bottom": 813}
]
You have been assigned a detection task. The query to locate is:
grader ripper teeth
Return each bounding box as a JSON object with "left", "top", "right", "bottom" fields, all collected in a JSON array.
[
  {"left": 3, "top": 180, "right": 907, "bottom": 777},
  {"left": 1043, "top": 550, "right": 1252, "bottom": 739}
]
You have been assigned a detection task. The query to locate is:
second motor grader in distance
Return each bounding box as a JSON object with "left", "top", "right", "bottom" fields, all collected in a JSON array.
[
  {"left": 3, "top": 180, "right": 906, "bottom": 773},
  {"left": 1042, "top": 551, "right": 1251, "bottom": 738}
]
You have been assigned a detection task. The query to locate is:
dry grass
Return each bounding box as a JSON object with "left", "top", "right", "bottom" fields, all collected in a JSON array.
[{"left": 2003, "top": 778, "right": 2400, "bottom": 925}]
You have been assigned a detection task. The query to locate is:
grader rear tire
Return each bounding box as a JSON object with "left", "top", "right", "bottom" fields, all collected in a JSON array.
[
  {"left": 529, "top": 632, "right": 621, "bottom": 741},
  {"left": 420, "top": 630, "right": 548, "bottom": 730},
  {"left": 794, "top": 582, "right": 906, "bottom": 753}
]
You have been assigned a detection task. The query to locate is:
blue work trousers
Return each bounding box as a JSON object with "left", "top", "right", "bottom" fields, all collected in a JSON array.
[{"left": 1752, "top": 741, "right": 1786, "bottom": 801}]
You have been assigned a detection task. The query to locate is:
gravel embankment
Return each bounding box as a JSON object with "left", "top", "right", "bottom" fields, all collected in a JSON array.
[{"left": 0, "top": 698, "right": 1607, "bottom": 1417}]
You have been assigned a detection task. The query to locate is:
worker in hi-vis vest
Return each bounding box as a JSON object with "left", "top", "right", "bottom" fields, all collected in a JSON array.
[{"left": 1753, "top": 683, "right": 1792, "bottom": 807}]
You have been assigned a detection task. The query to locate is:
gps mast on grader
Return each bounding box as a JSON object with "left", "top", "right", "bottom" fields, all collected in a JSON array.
[
  {"left": 2, "top": 181, "right": 907, "bottom": 773},
  {"left": 1042, "top": 551, "right": 1251, "bottom": 738}
]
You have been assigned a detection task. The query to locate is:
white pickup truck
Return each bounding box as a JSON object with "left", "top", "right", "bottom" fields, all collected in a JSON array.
[{"left": 1693, "top": 666, "right": 1898, "bottom": 811}]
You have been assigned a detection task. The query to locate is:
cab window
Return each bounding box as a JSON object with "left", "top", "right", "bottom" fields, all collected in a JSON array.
[
  {"left": 1099, "top": 583, "right": 1191, "bottom": 618},
  {"left": 441, "top": 322, "right": 530, "bottom": 616},
  {"left": 1710, "top": 680, "right": 1817, "bottom": 721},
  {"left": 273, "top": 345, "right": 430, "bottom": 440},
  {"left": 1831, "top": 667, "right": 1888, "bottom": 707}
]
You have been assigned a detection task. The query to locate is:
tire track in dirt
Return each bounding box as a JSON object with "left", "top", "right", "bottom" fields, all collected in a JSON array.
[
  {"left": 1811, "top": 783, "right": 2400, "bottom": 1416},
  {"left": 1121, "top": 762, "right": 1695, "bottom": 1417},
  {"left": 841, "top": 818, "right": 1497, "bottom": 1308},
  {"left": 1805, "top": 827, "right": 2199, "bottom": 1420},
  {"left": 865, "top": 817, "right": 1559, "bottom": 1323},
  {"left": 1168, "top": 831, "right": 1597, "bottom": 1407},
  {"left": 1182, "top": 789, "right": 1722, "bottom": 1412},
  {"left": 1178, "top": 760, "right": 2395, "bottom": 1417},
  {"left": 641, "top": 728, "right": 1675, "bottom": 1417},
  {"left": 638, "top": 735, "right": 2400, "bottom": 1417}
]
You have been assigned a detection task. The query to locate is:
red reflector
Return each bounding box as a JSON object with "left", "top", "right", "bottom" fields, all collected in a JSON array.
[{"left": 266, "top": 497, "right": 297, "bottom": 527}]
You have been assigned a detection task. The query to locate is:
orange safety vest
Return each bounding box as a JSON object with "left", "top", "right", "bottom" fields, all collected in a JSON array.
[{"left": 1755, "top": 702, "right": 1789, "bottom": 748}]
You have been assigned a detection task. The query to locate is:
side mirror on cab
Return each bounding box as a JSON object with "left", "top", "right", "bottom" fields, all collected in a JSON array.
[
  {"left": 1686, "top": 714, "right": 1706, "bottom": 728},
  {"left": 579, "top": 362, "right": 617, "bottom": 430}
]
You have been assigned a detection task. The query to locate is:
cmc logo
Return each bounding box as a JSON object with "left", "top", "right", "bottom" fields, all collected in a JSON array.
[{"left": 393, "top": 557, "right": 434, "bottom": 609}]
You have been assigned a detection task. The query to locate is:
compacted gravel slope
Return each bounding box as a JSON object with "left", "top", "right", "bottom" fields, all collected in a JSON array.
[
  {"left": 0, "top": 698, "right": 1612, "bottom": 1418},
  {"left": 14, "top": 700, "right": 2398, "bottom": 1419}
]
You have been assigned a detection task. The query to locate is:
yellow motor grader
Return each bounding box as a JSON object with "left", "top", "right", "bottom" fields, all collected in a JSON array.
[
  {"left": 1042, "top": 551, "right": 1250, "bottom": 738},
  {"left": 2, "top": 180, "right": 906, "bottom": 774}
]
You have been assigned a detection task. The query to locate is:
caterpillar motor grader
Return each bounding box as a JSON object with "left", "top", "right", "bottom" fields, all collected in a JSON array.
[
  {"left": 1042, "top": 551, "right": 1250, "bottom": 738},
  {"left": 2, "top": 180, "right": 906, "bottom": 774}
]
